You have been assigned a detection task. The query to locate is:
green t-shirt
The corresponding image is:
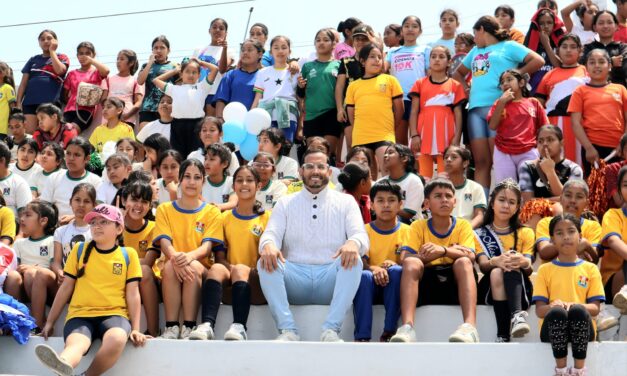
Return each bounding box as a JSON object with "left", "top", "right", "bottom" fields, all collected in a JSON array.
[{"left": 301, "top": 60, "right": 340, "bottom": 120}]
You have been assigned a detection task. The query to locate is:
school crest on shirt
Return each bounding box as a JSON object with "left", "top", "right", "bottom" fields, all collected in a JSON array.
[
  {"left": 251, "top": 224, "right": 263, "bottom": 237},
  {"left": 139, "top": 240, "right": 148, "bottom": 254},
  {"left": 464, "top": 193, "right": 472, "bottom": 201},
  {"left": 526, "top": 106, "right": 536, "bottom": 118},
  {"left": 2, "top": 188, "right": 9, "bottom": 196},
  {"left": 613, "top": 93, "right": 622, "bottom": 102},
  {"left": 395, "top": 243, "right": 402, "bottom": 255},
  {"left": 112, "top": 262, "right": 123, "bottom": 275},
  {"left": 278, "top": 172, "right": 285, "bottom": 179},
  {"left": 39, "top": 246, "right": 49, "bottom": 257},
  {"left": 195, "top": 222, "right": 205, "bottom": 233},
  {"left": 378, "top": 83, "right": 388, "bottom": 93},
  {"left": 265, "top": 195, "right": 274, "bottom": 204},
  {"left": 222, "top": 194, "right": 230, "bottom": 203},
  {"left": 472, "top": 53, "right": 491, "bottom": 77},
  {"left": 577, "top": 275, "right": 589, "bottom": 288}
]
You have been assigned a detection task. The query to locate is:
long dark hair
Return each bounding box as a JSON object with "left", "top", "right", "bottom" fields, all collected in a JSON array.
[
  {"left": 473, "top": 16, "right": 510, "bottom": 41},
  {"left": 24, "top": 200, "right": 58, "bottom": 236},
  {"left": 481, "top": 179, "right": 524, "bottom": 250},
  {"left": 233, "top": 165, "right": 264, "bottom": 215}
]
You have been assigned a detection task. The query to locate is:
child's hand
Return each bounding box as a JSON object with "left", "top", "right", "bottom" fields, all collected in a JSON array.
[
  {"left": 173, "top": 252, "right": 192, "bottom": 268},
  {"left": 418, "top": 243, "right": 446, "bottom": 262},
  {"left": 499, "top": 89, "right": 515, "bottom": 105},
  {"left": 148, "top": 54, "right": 156, "bottom": 65},
  {"left": 410, "top": 135, "right": 421, "bottom": 156},
  {"left": 584, "top": 145, "right": 600, "bottom": 166},
  {"left": 538, "top": 147, "right": 555, "bottom": 174},
  {"left": 549, "top": 299, "right": 566, "bottom": 309},
  {"left": 129, "top": 330, "right": 147, "bottom": 347},
  {"left": 297, "top": 76, "right": 307, "bottom": 89},
  {"left": 337, "top": 108, "right": 347, "bottom": 123},
  {"left": 612, "top": 55, "right": 623, "bottom": 68},
  {"left": 59, "top": 215, "right": 75, "bottom": 226},
  {"left": 371, "top": 266, "right": 389, "bottom": 287},
  {"left": 288, "top": 61, "right": 301, "bottom": 75},
  {"left": 50, "top": 38, "right": 59, "bottom": 52},
  {"left": 41, "top": 322, "right": 54, "bottom": 340},
  {"left": 380, "top": 260, "right": 396, "bottom": 269},
  {"left": 491, "top": 254, "right": 511, "bottom": 271},
  {"left": 56, "top": 270, "right": 64, "bottom": 285},
  {"left": 17, "top": 264, "right": 34, "bottom": 274},
  {"left": 217, "top": 38, "right": 228, "bottom": 48}
]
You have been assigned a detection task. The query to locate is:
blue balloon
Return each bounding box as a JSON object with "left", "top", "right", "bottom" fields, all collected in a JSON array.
[
  {"left": 240, "top": 134, "right": 259, "bottom": 161},
  {"left": 222, "top": 121, "right": 247, "bottom": 144}
]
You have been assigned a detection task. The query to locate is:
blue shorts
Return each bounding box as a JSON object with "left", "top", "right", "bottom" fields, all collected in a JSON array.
[
  {"left": 271, "top": 120, "right": 297, "bottom": 143},
  {"left": 467, "top": 106, "right": 496, "bottom": 140},
  {"left": 402, "top": 99, "right": 412, "bottom": 121}
]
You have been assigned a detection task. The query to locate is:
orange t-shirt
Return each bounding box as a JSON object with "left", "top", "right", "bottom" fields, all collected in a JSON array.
[
  {"left": 535, "top": 65, "right": 588, "bottom": 117},
  {"left": 510, "top": 29, "right": 525, "bottom": 44},
  {"left": 567, "top": 83, "right": 627, "bottom": 148}
]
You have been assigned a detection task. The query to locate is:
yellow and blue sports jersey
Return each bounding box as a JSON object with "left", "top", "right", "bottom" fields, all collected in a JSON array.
[
  {"left": 218, "top": 209, "right": 271, "bottom": 268},
  {"left": 0, "top": 205, "right": 16, "bottom": 244},
  {"left": 365, "top": 222, "right": 411, "bottom": 266},
  {"left": 532, "top": 259, "right": 605, "bottom": 330},
  {"left": 401, "top": 217, "right": 475, "bottom": 267},
  {"left": 154, "top": 201, "right": 223, "bottom": 268},
  {"left": 474, "top": 226, "right": 535, "bottom": 261},
  {"left": 63, "top": 242, "right": 142, "bottom": 321},
  {"left": 124, "top": 220, "right": 161, "bottom": 278},
  {"left": 0, "top": 83, "right": 16, "bottom": 135},
  {"left": 600, "top": 208, "right": 627, "bottom": 284},
  {"left": 536, "top": 216, "right": 602, "bottom": 263}
]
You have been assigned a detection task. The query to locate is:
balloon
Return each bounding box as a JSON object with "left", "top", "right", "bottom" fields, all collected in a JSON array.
[
  {"left": 222, "top": 102, "right": 248, "bottom": 123},
  {"left": 222, "top": 121, "right": 247, "bottom": 144},
  {"left": 240, "top": 134, "right": 260, "bottom": 161},
  {"left": 244, "top": 108, "right": 272, "bottom": 135}
]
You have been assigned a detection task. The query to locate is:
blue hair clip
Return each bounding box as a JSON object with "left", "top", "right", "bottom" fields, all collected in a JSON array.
[{"left": 181, "top": 57, "right": 190, "bottom": 64}]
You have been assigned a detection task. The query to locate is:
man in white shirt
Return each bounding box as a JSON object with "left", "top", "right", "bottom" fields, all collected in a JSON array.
[{"left": 258, "top": 149, "right": 369, "bottom": 342}]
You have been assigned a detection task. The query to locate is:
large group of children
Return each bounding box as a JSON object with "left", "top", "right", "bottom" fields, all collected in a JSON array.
[{"left": 1, "top": 1, "right": 627, "bottom": 375}]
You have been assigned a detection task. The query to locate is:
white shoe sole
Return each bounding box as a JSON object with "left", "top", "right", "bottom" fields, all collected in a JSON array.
[
  {"left": 35, "top": 344, "right": 73, "bottom": 376},
  {"left": 224, "top": 332, "right": 245, "bottom": 341},
  {"left": 389, "top": 335, "right": 410, "bottom": 343},
  {"left": 511, "top": 324, "right": 530, "bottom": 338},
  {"left": 598, "top": 317, "right": 619, "bottom": 332},
  {"left": 613, "top": 293, "right": 627, "bottom": 311}
]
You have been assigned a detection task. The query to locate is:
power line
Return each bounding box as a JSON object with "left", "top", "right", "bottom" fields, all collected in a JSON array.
[{"left": 0, "top": 0, "right": 254, "bottom": 28}]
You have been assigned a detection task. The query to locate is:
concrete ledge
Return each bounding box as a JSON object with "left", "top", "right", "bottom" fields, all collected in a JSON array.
[{"left": 1, "top": 337, "right": 627, "bottom": 376}]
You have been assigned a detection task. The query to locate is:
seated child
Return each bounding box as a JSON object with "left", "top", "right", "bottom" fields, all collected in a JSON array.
[
  {"left": 202, "top": 143, "right": 237, "bottom": 211},
  {"left": 97, "top": 153, "right": 132, "bottom": 205}
]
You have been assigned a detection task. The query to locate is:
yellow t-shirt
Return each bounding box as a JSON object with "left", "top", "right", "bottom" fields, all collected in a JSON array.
[
  {"left": 219, "top": 209, "right": 270, "bottom": 268},
  {"left": 124, "top": 220, "right": 161, "bottom": 278},
  {"left": 0, "top": 84, "right": 16, "bottom": 135},
  {"left": 474, "top": 226, "right": 535, "bottom": 260},
  {"left": 402, "top": 217, "right": 475, "bottom": 267},
  {"left": 532, "top": 259, "right": 605, "bottom": 330},
  {"left": 366, "top": 222, "right": 410, "bottom": 266},
  {"left": 536, "top": 216, "right": 602, "bottom": 264},
  {"left": 600, "top": 208, "right": 627, "bottom": 284},
  {"left": 0, "top": 205, "right": 16, "bottom": 244},
  {"left": 88, "top": 122, "right": 136, "bottom": 153},
  {"left": 63, "top": 242, "right": 142, "bottom": 321},
  {"left": 345, "top": 74, "right": 403, "bottom": 146},
  {"left": 154, "top": 201, "right": 223, "bottom": 268}
]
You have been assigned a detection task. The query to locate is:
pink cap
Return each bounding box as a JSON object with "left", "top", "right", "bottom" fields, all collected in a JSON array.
[{"left": 84, "top": 204, "right": 124, "bottom": 227}]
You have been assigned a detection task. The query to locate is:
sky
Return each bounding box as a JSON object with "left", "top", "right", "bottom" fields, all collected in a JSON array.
[{"left": 0, "top": 0, "right": 613, "bottom": 84}]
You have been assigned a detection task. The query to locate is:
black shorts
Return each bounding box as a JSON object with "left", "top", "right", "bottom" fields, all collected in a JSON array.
[
  {"left": 64, "top": 110, "right": 94, "bottom": 132},
  {"left": 354, "top": 140, "right": 393, "bottom": 154},
  {"left": 402, "top": 99, "right": 412, "bottom": 121},
  {"left": 170, "top": 117, "right": 202, "bottom": 157},
  {"left": 63, "top": 315, "right": 131, "bottom": 344},
  {"left": 139, "top": 111, "right": 159, "bottom": 124},
  {"left": 21, "top": 104, "right": 39, "bottom": 115},
  {"left": 418, "top": 265, "right": 478, "bottom": 306},
  {"left": 303, "top": 109, "right": 343, "bottom": 139},
  {"left": 477, "top": 268, "right": 533, "bottom": 309},
  {"left": 604, "top": 274, "right": 616, "bottom": 304}
]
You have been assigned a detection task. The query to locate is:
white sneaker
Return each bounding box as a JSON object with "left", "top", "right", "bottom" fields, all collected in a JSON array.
[
  {"left": 390, "top": 324, "right": 417, "bottom": 343},
  {"left": 188, "top": 322, "right": 213, "bottom": 340},
  {"left": 569, "top": 366, "right": 587, "bottom": 376},
  {"left": 449, "top": 323, "right": 480, "bottom": 343},
  {"left": 159, "top": 325, "right": 180, "bottom": 340},
  {"left": 224, "top": 323, "right": 247, "bottom": 341},
  {"left": 553, "top": 367, "right": 569, "bottom": 376},
  {"left": 320, "top": 329, "right": 343, "bottom": 342},
  {"left": 511, "top": 311, "right": 531, "bottom": 338},
  {"left": 35, "top": 344, "right": 73, "bottom": 376},
  {"left": 613, "top": 285, "right": 627, "bottom": 311},
  {"left": 276, "top": 329, "right": 300, "bottom": 341},
  {"left": 597, "top": 308, "right": 619, "bottom": 332}
]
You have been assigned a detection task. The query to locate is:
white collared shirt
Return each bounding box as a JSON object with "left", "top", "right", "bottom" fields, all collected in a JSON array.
[{"left": 259, "top": 185, "right": 369, "bottom": 265}]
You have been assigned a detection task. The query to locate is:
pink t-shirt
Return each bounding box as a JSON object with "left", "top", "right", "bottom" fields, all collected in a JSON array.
[
  {"left": 487, "top": 97, "right": 548, "bottom": 155},
  {"left": 101, "top": 74, "right": 145, "bottom": 125},
  {"left": 333, "top": 42, "right": 355, "bottom": 60},
  {"left": 63, "top": 68, "right": 106, "bottom": 112}
]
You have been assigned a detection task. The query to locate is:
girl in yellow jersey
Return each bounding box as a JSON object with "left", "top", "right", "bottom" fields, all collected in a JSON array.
[
  {"left": 474, "top": 180, "right": 535, "bottom": 342},
  {"left": 121, "top": 180, "right": 160, "bottom": 337},
  {"left": 35, "top": 204, "right": 145, "bottom": 376},
  {"left": 155, "top": 159, "right": 223, "bottom": 340},
  {"left": 533, "top": 214, "right": 604, "bottom": 376},
  {"left": 191, "top": 165, "right": 270, "bottom": 341}
]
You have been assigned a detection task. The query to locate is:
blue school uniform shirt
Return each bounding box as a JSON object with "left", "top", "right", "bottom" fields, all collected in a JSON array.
[
  {"left": 461, "top": 41, "right": 532, "bottom": 109},
  {"left": 212, "top": 69, "right": 258, "bottom": 109},
  {"left": 261, "top": 51, "right": 274, "bottom": 67},
  {"left": 386, "top": 44, "right": 431, "bottom": 100},
  {"left": 21, "top": 54, "right": 70, "bottom": 105}
]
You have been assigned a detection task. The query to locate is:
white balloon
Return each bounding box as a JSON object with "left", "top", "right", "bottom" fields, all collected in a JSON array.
[
  {"left": 244, "top": 108, "right": 272, "bottom": 135},
  {"left": 223, "top": 102, "right": 248, "bottom": 123}
]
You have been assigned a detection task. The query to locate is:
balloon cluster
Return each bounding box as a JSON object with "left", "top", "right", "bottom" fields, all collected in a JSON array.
[{"left": 221, "top": 102, "right": 272, "bottom": 161}]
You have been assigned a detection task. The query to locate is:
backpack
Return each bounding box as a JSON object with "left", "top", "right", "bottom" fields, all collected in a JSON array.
[{"left": 76, "top": 241, "right": 129, "bottom": 275}]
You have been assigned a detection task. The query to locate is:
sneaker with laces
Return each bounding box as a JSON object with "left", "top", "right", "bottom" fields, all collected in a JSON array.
[
  {"left": 511, "top": 311, "right": 531, "bottom": 338},
  {"left": 320, "top": 329, "right": 343, "bottom": 342},
  {"left": 569, "top": 367, "right": 586, "bottom": 376},
  {"left": 612, "top": 285, "right": 627, "bottom": 311},
  {"left": 224, "top": 323, "right": 247, "bottom": 341},
  {"left": 159, "top": 325, "right": 180, "bottom": 340},
  {"left": 276, "top": 329, "right": 300, "bottom": 341},
  {"left": 597, "top": 307, "right": 619, "bottom": 332},
  {"left": 448, "top": 323, "right": 480, "bottom": 343},
  {"left": 390, "top": 324, "right": 417, "bottom": 343},
  {"left": 188, "top": 322, "right": 213, "bottom": 340},
  {"left": 35, "top": 344, "right": 73, "bottom": 376},
  {"left": 553, "top": 367, "right": 569, "bottom": 376},
  {"left": 180, "top": 325, "right": 194, "bottom": 340}
]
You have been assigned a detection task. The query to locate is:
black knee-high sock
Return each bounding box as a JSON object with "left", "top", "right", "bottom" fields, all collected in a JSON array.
[
  {"left": 622, "top": 261, "right": 627, "bottom": 286},
  {"left": 201, "top": 279, "right": 223, "bottom": 326},
  {"left": 504, "top": 271, "right": 524, "bottom": 315},
  {"left": 493, "top": 300, "right": 510, "bottom": 339},
  {"left": 231, "top": 281, "right": 251, "bottom": 329}
]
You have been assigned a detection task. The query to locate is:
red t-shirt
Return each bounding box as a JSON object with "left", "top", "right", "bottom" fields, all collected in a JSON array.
[
  {"left": 614, "top": 24, "right": 627, "bottom": 43},
  {"left": 487, "top": 97, "right": 548, "bottom": 154},
  {"left": 33, "top": 123, "right": 79, "bottom": 149}
]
